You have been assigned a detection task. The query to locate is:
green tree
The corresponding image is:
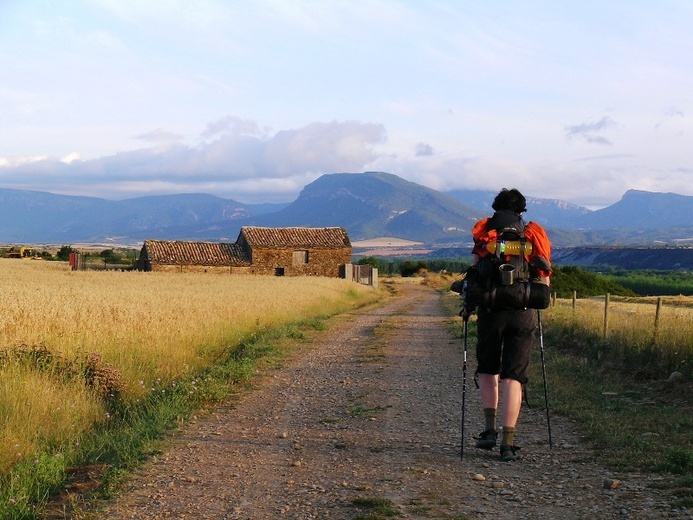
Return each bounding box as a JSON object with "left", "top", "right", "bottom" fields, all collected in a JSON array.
[
  {"left": 550, "top": 265, "right": 635, "bottom": 298},
  {"left": 356, "top": 256, "right": 382, "bottom": 269},
  {"left": 99, "top": 249, "right": 118, "bottom": 264},
  {"left": 99, "top": 249, "right": 133, "bottom": 266},
  {"left": 399, "top": 260, "right": 428, "bottom": 277},
  {"left": 56, "top": 245, "right": 77, "bottom": 262}
]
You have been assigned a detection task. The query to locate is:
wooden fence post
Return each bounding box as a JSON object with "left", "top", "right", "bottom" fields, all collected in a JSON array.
[
  {"left": 653, "top": 296, "right": 663, "bottom": 346},
  {"left": 572, "top": 290, "right": 577, "bottom": 309},
  {"left": 603, "top": 293, "right": 610, "bottom": 338}
]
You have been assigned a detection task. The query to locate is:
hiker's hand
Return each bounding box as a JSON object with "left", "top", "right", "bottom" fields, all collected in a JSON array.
[{"left": 459, "top": 305, "right": 474, "bottom": 321}]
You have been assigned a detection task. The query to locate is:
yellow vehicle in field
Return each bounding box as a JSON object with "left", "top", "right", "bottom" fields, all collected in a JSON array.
[{"left": 4, "top": 246, "right": 40, "bottom": 259}]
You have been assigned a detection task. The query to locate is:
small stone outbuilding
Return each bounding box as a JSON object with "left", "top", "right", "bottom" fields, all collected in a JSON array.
[
  {"left": 137, "top": 226, "right": 352, "bottom": 277},
  {"left": 136, "top": 240, "right": 251, "bottom": 274}
]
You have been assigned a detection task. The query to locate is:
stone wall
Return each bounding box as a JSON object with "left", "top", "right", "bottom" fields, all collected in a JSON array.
[
  {"left": 249, "top": 247, "right": 351, "bottom": 277},
  {"left": 149, "top": 265, "right": 253, "bottom": 274}
]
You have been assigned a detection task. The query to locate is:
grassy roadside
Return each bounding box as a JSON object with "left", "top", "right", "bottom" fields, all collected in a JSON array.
[
  {"left": 534, "top": 321, "right": 693, "bottom": 507},
  {"left": 0, "top": 303, "right": 387, "bottom": 519},
  {"left": 440, "top": 291, "right": 693, "bottom": 509},
  {"left": 0, "top": 260, "right": 387, "bottom": 518}
]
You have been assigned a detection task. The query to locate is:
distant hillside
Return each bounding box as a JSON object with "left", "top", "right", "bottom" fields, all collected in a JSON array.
[
  {"left": 446, "top": 189, "right": 592, "bottom": 228},
  {"left": 553, "top": 246, "right": 693, "bottom": 270},
  {"left": 0, "top": 189, "right": 271, "bottom": 244},
  {"left": 2, "top": 173, "right": 693, "bottom": 248},
  {"left": 252, "top": 172, "right": 485, "bottom": 243},
  {"left": 574, "top": 190, "right": 693, "bottom": 229}
]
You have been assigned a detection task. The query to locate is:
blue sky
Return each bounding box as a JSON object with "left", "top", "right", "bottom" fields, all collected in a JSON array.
[{"left": 1, "top": 1, "right": 691, "bottom": 208}]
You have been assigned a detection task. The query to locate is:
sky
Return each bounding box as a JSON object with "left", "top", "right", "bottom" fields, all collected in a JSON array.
[{"left": 1, "top": 1, "right": 692, "bottom": 209}]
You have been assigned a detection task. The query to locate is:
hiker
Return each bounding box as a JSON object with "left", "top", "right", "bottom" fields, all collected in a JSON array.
[{"left": 458, "top": 188, "right": 552, "bottom": 462}]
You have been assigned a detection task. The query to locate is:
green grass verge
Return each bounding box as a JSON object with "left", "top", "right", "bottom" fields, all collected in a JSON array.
[
  {"left": 531, "top": 323, "right": 693, "bottom": 507},
  {"left": 0, "top": 318, "right": 327, "bottom": 519},
  {"left": 352, "top": 496, "right": 402, "bottom": 519},
  {"left": 441, "top": 293, "right": 692, "bottom": 508}
]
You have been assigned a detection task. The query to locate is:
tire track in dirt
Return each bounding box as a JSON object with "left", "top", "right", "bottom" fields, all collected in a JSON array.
[{"left": 100, "top": 283, "right": 686, "bottom": 519}]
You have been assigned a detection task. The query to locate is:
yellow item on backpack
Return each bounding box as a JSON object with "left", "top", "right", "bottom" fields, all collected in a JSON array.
[{"left": 486, "top": 240, "right": 532, "bottom": 256}]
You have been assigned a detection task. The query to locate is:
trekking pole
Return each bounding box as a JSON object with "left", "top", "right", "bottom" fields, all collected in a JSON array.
[
  {"left": 537, "top": 310, "right": 553, "bottom": 449},
  {"left": 460, "top": 316, "right": 468, "bottom": 460}
]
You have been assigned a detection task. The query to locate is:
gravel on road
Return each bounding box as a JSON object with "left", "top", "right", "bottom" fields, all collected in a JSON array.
[{"left": 99, "top": 282, "right": 689, "bottom": 519}]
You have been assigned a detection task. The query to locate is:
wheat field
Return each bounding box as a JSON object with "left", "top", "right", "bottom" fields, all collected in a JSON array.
[
  {"left": 543, "top": 295, "right": 693, "bottom": 378},
  {"left": 0, "top": 259, "right": 379, "bottom": 474}
]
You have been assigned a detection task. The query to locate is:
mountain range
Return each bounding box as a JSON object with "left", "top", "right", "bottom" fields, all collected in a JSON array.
[{"left": 2, "top": 171, "right": 693, "bottom": 248}]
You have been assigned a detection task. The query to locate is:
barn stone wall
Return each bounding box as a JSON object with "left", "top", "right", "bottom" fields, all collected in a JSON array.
[
  {"left": 149, "top": 264, "right": 253, "bottom": 274},
  {"left": 138, "top": 228, "right": 352, "bottom": 277},
  {"left": 249, "top": 247, "right": 351, "bottom": 277}
]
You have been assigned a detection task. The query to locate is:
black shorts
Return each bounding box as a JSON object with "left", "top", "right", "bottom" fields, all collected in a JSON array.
[{"left": 476, "top": 308, "right": 537, "bottom": 384}]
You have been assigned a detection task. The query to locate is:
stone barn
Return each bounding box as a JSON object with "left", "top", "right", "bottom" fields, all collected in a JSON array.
[
  {"left": 136, "top": 240, "right": 252, "bottom": 273},
  {"left": 137, "top": 226, "right": 352, "bottom": 277},
  {"left": 238, "top": 226, "right": 351, "bottom": 277}
]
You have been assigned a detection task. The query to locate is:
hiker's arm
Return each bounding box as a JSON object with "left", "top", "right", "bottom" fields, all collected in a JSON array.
[{"left": 525, "top": 222, "right": 552, "bottom": 279}]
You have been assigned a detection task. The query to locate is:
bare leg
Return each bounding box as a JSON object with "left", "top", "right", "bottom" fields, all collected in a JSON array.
[
  {"left": 500, "top": 378, "right": 522, "bottom": 428},
  {"left": 478, "top": 373, "right": 499, "bottom": 409}
]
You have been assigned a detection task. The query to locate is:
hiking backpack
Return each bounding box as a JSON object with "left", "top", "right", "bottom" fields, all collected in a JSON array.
[{"left": 463, "top": 216, "right": 550, "bottom": 311}]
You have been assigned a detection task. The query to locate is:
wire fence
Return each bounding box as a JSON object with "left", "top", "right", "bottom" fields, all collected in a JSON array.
[
  {"left": 69, "top": 253, "right": 135, "bottom": 271},
  {"left": 547, "top": 292, "right": 692, "bottom": 379}
]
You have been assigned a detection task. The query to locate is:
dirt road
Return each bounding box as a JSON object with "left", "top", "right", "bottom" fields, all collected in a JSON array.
[{"left": 101, "top": 282, "right": 687, "bottom": 519}]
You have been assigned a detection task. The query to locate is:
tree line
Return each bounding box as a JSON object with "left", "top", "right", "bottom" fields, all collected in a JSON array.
[
  {"left": 1, "top": 245, "right": 138, "bottom": 266},
  {"left": 356, "top": 256, "right": 693, "bottom": 297}
]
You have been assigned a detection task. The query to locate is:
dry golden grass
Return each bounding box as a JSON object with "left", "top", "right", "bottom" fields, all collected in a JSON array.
[
  {"left": 549, "top": 296, "right": 693, "bottom": 338},
  {"left": 420, "top": 270, "right": 458, "bottom": 290},
  {"left": 616, "top": 294, "right": 693, "bottom": 308},
  {"left": 0, "top": 364, "right": 103, "bottom": 472},
  {"left": 544, "top": 296, "right": 692, "bottom": 377},
  {"left": 0, "top": 258, "right": 380, "bottom": 473}
]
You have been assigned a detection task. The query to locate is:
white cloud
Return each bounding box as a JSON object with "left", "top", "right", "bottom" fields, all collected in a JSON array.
[
  {"left": 0, "top": 155, "right": 47, "bottom": 167},
  {"left": 61, "top": 152, "right": 81, "bottom": 164},
  {"left": 265, "top": 121, "right": 385, "bottom": 176},
  {"left": 0, "top": 119, "right": 385, "bottom": 202}
]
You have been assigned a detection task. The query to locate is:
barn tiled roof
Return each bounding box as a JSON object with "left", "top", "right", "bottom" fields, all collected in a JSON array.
[
  {"left": 143, "top": 240, "right": 251, "bottom": 266},
  {"left": 240, "top": 227, "right": 351, "bottom": 249}
]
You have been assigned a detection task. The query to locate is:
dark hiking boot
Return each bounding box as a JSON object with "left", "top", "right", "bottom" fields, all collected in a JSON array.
[
  {"left": 476, "top": 429, "right": 498, "bottom": 450},
  {"left": 500, "top": 445, "right": 521, "bottom": 462}
]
